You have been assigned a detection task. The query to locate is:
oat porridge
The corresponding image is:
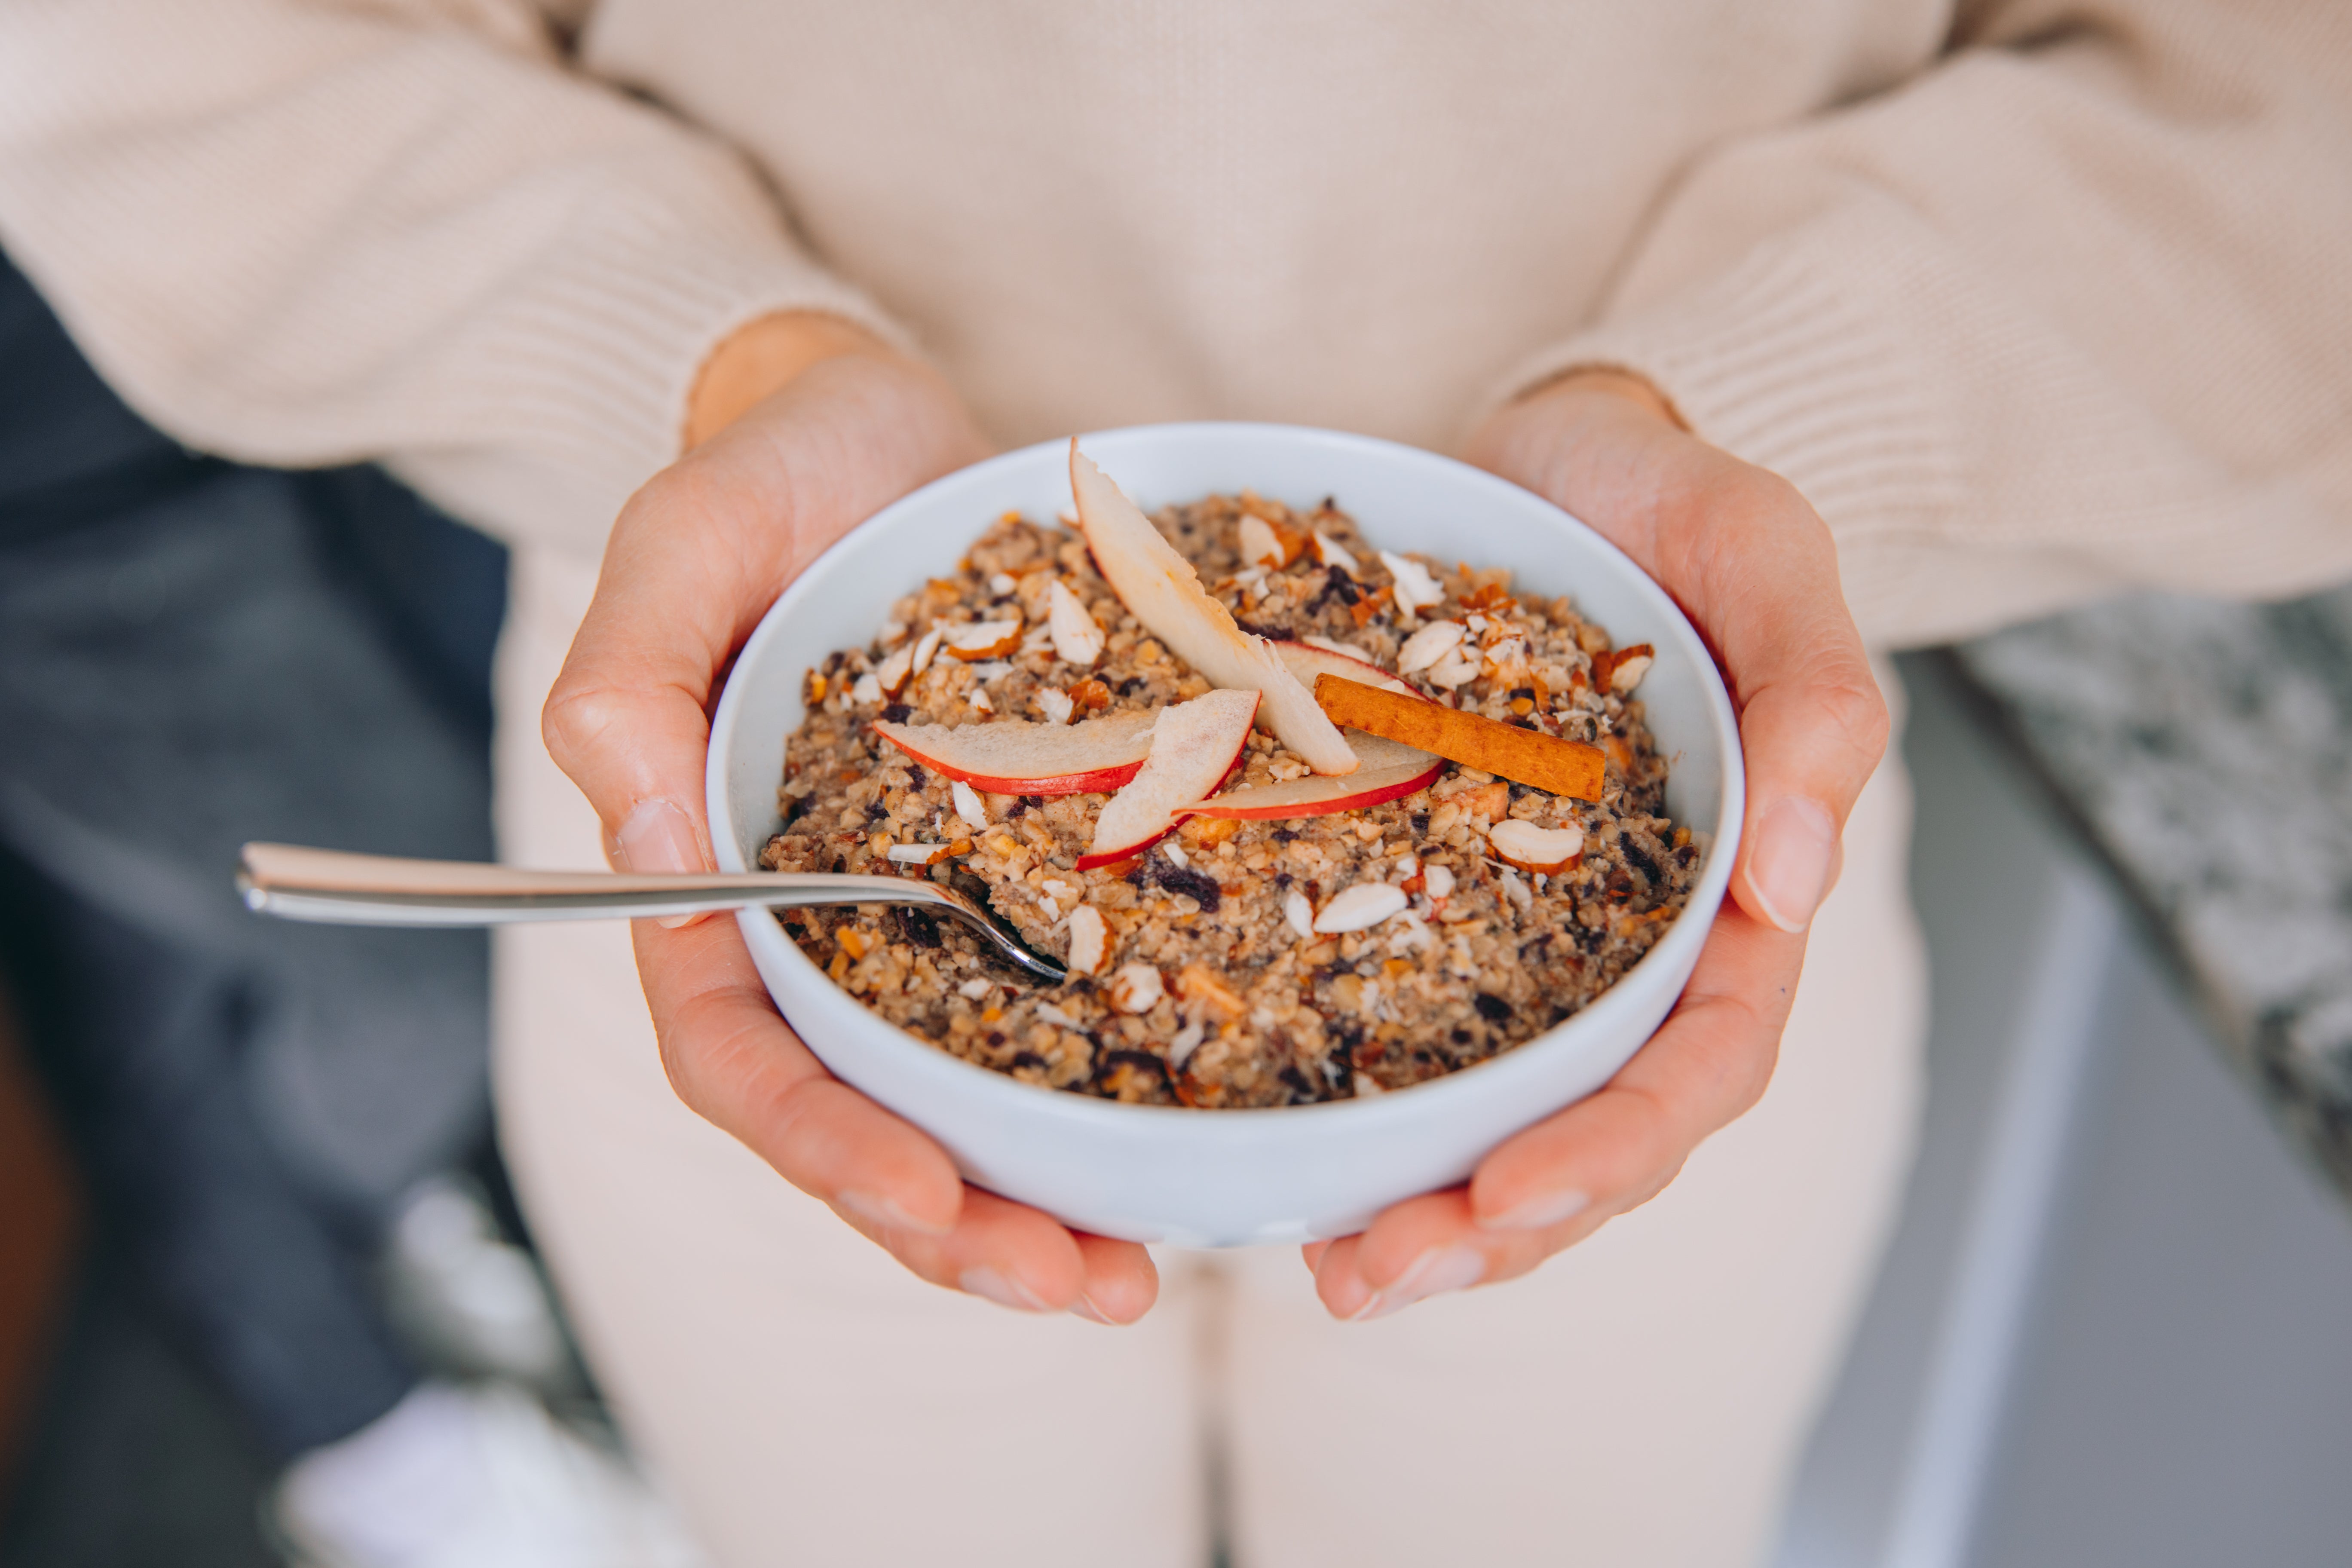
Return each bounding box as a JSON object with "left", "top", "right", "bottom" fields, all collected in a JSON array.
[{"left": 758, "top": 447, "right": 1703, "bottom": 1108}]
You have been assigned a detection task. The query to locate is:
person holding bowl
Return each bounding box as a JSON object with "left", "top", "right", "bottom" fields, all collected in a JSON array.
[{"left": 4, "top": 3, "right": 2347, "bottom": 1564}]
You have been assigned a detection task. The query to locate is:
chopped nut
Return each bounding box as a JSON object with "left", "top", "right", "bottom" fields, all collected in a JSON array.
[
  {"left": 1283, "top": 890, "right": 1316, "bottom": 939},
  {"left": 943, "top": 619, "right": 1023, "bottom": 660},
  {"left": 1047, "top": 579, "right": 1106, "bottom": 665},
  {"left": 1592, "top": 642, "right": 1655, "bottom": 693},
  {"left": 910, "top": 625, "right": 943, "bottom": 676},
  {"left": 1379, "top": 551, "right": 1446, "bottom": 613},
  {"left": 1066, "top": 905, "right": 1109, "bottom": 975},
  {"left": 1177, "top": 963, "right": 1246, "bottom": 1019},
  {"left": 1488, "top": 819, "right": 1584, "bottom": 875},
  {"left": 1313, "top": 882, "right": 1409, "bottom": 934},
  {"left": 1109, "top": 963, "right": 1166, "bottom": 1014},
  {"left": 1311, "top": 531, "right": 1360, "bottom": 576},
  {"left": 1397, "top": 619, "right": 1466, "bottom": 674},
  {"left": 952, "top": 779, "right": 989, "bottom": 830}
]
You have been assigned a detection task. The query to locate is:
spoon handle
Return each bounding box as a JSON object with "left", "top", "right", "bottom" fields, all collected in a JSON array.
[{"left": 236, "top": 842, "right": 944, "bottom": 927}]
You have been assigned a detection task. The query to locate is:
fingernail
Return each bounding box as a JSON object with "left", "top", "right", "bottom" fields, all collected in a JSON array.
[
  {"left": 614, "top": 798, "right": 710, "bottom": 928},
  {"left": 1353, "top": 1245, "right": 1486, "bottom": 1321},
  {"left": 1477, "top": 1188, "right": 1589, "bottom": 1233},
  {"left": 1746, "top": 797, "right": 1838, "bottom": 933},
  {"left": 836, "top": 1188, "right": 952, "bottom": 1239},
  {"left": 959, "top": 1266, "right": 1051, "bottom": 1313},
  {"left": 1068, "top": 1292, "right": 1117, "bottom": 1326},
  {"left": 1327, "top": 1269, "right": 1378, "bottom": 1321}
]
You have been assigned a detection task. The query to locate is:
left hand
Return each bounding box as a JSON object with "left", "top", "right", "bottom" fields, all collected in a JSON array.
[{"left": 1302, "top": 370, "right": 1889, "bottom": 1319}]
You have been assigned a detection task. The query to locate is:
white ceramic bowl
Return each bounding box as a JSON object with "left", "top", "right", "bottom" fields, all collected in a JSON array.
[{"left": 708, "top": 423, "right": 1742, "bottom": 1247}]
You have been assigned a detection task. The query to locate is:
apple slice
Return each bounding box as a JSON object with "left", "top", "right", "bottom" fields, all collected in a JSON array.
[
  {"left": 1182, "top": 730, "right": 1442, "bottom": 821},
  {"left": 1069, "top": 444, "right": 1356, "bottom": 777},
  {"left": 1078, "top": 689, "right": 1258, "bottom": 870},
  {"left": 941, "top": 619, "right": 1023, "bottom": 661},
  {"left": 1272, "top": 640, "right": 1418, "bottom": 698},
  {"left": 874, "top": 710, "right": 1158, "bottom": 795}
]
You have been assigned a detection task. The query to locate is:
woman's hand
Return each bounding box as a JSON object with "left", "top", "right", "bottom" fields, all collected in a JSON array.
[
  {"left": 542, "top": 316, "right": 1160, "bottom": 1324},
  {"left": 1303, "top": 370, "right": 1889, "bottom": 1319}
]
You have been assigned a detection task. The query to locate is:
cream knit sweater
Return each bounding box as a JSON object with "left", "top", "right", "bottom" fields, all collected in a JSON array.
[{"left": 1, "top": 0, "right": 2348, "bottom": 646}]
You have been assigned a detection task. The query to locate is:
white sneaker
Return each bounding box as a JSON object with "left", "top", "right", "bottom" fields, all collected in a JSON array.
[
  {"left": 383, "top": 1178, "right": 573, "bottom": 1391},
  {"left": 271, "top": 1381, "right": 708, "bottom": 1568}
]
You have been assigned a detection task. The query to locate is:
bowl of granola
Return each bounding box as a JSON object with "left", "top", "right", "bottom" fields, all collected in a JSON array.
[{"left": 707, "top": 423, "right": 1741, "bottom": 1246}]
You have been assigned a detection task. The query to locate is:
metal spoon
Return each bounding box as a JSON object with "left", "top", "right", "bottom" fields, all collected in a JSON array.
[{"left": 236, "top": 842, "right": 1069, "bottom": 983}]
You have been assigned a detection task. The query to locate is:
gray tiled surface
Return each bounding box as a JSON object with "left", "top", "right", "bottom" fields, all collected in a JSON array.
[{"left": 1953, "top": 587, "right": 2352, "bottom": 1195}]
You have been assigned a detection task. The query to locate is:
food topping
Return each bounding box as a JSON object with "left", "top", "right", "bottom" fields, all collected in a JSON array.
[
  {"left": 764, "top": 475, "right": 1694, "bottom": 1107},
  {"left": 1312, "top": 674, "right": 1605, "bottom": 802},
  {"left": 1070, "top": 443, "right": 1357, "bottom": 777},
  {"left": 942, "top": 619, "right": 1023, "bottom": 661}
]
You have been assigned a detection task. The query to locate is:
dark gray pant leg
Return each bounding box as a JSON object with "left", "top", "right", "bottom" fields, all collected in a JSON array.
[{"left": 0, "top": 253, "right": 506, "bottom": 1458}]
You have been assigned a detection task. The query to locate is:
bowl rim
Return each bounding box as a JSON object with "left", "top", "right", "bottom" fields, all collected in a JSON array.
[{"left": 708, "top": 420, "right": 1744, "bottom": 1134}]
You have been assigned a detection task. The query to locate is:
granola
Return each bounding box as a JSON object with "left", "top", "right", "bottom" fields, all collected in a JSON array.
[{"left": 760, "top": 490, "right": 1701, "bottom": 1107}]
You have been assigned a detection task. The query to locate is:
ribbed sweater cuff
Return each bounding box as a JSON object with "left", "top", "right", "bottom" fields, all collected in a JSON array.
[
  {"left": 457, "top": 227, "right": 908, "bottom": 512},
  {"left": 1479, "top": 218, "right": 1969, "bottom": 571}
]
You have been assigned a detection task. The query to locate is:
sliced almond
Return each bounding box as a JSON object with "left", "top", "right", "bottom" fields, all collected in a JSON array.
[
  {"left": 850, "top": 672, "right": 883, "bottom": 705},
  {"left": 1046, "top": 580, "right": 1106, "bottom": 665},
  {"left": 884, "top": 839, "right": 973, "bottom": 866},
  {"left": 1593, "top": 643, "right": 1656, "bottom": 693},
  {"left": 1488, "top": 819, "right": 1585, "bottom": 875},
  {"left": 1425, "top": 649, "right": 1480, "bottom": 689},
  {"left": 942, "top": 619, "right": 1023, "bottom": 661},
  {"left": 1234, "top": 513, "right": 1293, "bottom": 570},
  {"left": 1283, "top": 890, "right": 1316, "bottom": 939},
  {"left": 1312, "top": 882, "right": 1409, "bottom": 934},
  {"left": 1036, "top": 687, "right": 1075, "bottom": 724},
  {"left": 910, "top": 626, "right": 943, "bottom": 676},
  {"left": 1066, "top": 904, "right": 1109, "bottom": 975},
  {"left": 1379, "top": 551, "right": 1446, "bottom": 612},
  {"left": 1109, "top": 963, "right": 1165, "bottom": 1014},
  {"left": 875, "top": 643, "right": 915, "bottom": 697},
  {"left": 1311, "top": 531, "right": 1360, "bottom": 576},
  {"left": 950, "top": 779, "right": 989, "bottom": 830},
  {"left": 1397, "top": 619, "right": 1466, "bottom": 674}
]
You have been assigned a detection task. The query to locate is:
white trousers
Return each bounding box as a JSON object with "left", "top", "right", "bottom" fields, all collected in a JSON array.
[{"left": 491, "top": 549, "right": 1927, "bottom": 1568}]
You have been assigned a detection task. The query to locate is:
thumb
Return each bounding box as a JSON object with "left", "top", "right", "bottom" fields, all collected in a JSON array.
[
  {"left": 1675, "top": 471, "right": 1888, "bottom": 934},
  {"left": 545, "top": 354, "right": 987, "bottom": 888},
  {"left": 1467, "top": 379, "right": 1887, "bottom": 932}
]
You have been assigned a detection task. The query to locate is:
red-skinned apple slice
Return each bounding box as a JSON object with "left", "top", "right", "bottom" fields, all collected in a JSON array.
[
  {"left": 1078, "top": 689, "right": 1258, "bottom": 870},
  {"left": 1069, "top": 444, "right": 1356, "bottom": 777},
  {"left": 874, "top": 710, "right": 1157, "bottom": 795},
  {"left": 1182, "top": 730, "right": 1442, "bottom": 821},
  {"left": 1271, "top": 640, "right": 1418, "bottom": 698}
]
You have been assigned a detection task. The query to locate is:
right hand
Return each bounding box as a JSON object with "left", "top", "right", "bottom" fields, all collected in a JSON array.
[{"left": 542, "top": 321, "right": 1164, "bottom": 1324}]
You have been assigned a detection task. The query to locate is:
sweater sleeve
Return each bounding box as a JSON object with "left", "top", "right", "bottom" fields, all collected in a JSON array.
[
  {"left": 0, "top": 0, "right": 900, "bottom": 556},
  {"left": 1485, "top": 0, "right": 2352, "bottom": 647}
]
